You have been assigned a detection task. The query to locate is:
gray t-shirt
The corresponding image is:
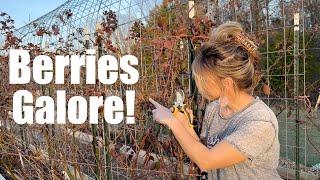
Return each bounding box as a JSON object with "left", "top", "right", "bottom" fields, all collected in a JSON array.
[{"left": 200, "top": 97, "right": 282, "bottom": 180}]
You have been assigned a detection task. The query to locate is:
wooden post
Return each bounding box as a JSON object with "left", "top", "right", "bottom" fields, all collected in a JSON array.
[{"left": 293, "top": 12, "right": 300, "bottom": 180}]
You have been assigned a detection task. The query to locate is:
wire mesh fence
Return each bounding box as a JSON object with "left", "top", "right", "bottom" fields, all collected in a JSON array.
[{"left": 0, "top": 0, "right": 320, "bottom": 179}]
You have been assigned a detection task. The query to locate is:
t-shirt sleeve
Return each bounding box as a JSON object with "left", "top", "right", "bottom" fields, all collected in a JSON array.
[
  {"left": 200, "top": 106, "right": 210, "bottom": 139},
  {"left": 200, "top": 101, "right": 218, "bottom": 140},
  {"left": 224, "top": 120, "right": 276, "bottom": 160}
]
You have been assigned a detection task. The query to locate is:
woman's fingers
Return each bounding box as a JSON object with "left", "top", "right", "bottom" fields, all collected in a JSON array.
[
  {"left": 149, "top": 98, "right": 175, "bottom": 125},
  {"left": 149, "top": 98, "right": 163, "bottom": 109},
  {"left": 186, "top": 108, "right": 193, "bottom": 119},
  {"left": 149, "top": 98, "right": 162, "bottom": 121},
  {"left": 151, "top": 108, "right": 161, "bottom": 121},
  {"left": 152, "top": 110, "right": 165, "bottom": 124},
  {"left": 186, "top": 108, "right": 192, "bottom": 114}
]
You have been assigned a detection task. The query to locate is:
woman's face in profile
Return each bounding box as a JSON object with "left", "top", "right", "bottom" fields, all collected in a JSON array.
[{"left": 195, "top": 75, "right": 222, "bottom": 101}]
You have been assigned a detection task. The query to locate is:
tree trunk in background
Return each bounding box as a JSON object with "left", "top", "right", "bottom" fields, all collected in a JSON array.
[
  {"left": 265, "top": 0, "right": 270, "bottom": 27},
  {"left": 306, "top": 0, "right": 320, "bottom": 27},
  {"left": 279, "top": 0, "right": 284, "bottom": 19},
  {"left": 250, "top": 0, "right": 260, "bottom": 33},
  {"left": 231, "top": 0, "right": 239, "bottom": 21},
  {"left": 206, "top": 0, "right": 220, "bottom": 25}
]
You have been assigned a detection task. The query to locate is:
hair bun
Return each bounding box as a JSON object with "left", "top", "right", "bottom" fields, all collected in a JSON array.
[
  {"left": 210, "top": 21, "right": 243, "bottom": 44},
  {"left": 210, "top": 21, "right": 259, "bottom": 61},
  {"left": 201, "top": 44, "right": 222, "bottom": 61}
]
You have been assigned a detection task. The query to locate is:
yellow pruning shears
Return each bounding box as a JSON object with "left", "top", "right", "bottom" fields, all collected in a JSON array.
[{"left": 171, "top": 90, "right": 194, "bottom": 128}]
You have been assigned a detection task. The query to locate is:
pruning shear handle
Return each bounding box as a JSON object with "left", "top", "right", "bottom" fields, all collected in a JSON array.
[{"left": 171, "top": 90, "right": 194, "bottom": 128}]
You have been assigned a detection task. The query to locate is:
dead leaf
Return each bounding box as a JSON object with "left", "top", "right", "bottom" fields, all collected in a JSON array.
[{"left": 262, "top": 83, "right": 271, "bottom": 96}]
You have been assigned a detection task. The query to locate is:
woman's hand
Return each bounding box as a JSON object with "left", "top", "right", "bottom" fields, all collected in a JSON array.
[
  {"left": 149, "top": 98, "right": 178, "bottom": 127},
  {"left": 172, "top": 108, "right": 193, "bottom": 129}
]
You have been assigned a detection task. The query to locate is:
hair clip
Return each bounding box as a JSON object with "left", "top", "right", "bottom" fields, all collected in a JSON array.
[{"left": 234, "top": 33, "right": 258, "bottom": 55}]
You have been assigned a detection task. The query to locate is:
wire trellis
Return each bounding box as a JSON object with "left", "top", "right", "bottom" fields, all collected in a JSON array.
[{"left": 0, "top": 0, "right": 319, "bottom": 179}]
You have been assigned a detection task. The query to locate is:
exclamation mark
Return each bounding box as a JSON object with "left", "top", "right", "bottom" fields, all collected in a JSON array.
[{"left": 126, "top": 90, "right": 135, "bottom": 124}]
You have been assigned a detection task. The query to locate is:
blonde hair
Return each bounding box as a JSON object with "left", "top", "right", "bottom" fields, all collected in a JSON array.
[{"left": 192, "top": 21, "right": 261, "bottom": 96}]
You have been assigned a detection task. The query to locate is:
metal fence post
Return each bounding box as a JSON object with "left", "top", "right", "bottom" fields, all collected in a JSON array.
[{"left": 294, "top": 12, "right": 300, "bottom": 180}]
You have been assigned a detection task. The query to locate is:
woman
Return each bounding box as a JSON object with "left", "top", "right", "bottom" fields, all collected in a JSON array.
[{"left": 149, "top": 22, "right": 281, "bottom": 180}]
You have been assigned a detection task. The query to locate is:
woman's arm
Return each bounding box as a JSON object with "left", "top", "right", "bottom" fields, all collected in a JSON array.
[
  {"left": 184, "top": 125, "right": 200, "bottom": 141},
  {"left": 168, "top": 119, "right": 246, "bottom": 171},
  {"left": 149, "top": 98, "right": 247, "bottom": 171},
  {"left": 173, "top": 109, "right": 200, "bottom": 141}
]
